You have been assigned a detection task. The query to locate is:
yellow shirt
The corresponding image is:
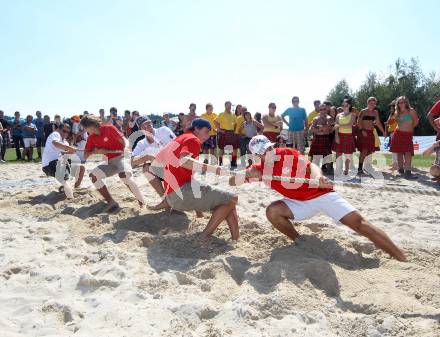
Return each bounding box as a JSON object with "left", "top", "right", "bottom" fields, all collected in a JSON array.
[
  {"left": 307, "top": 110, "right": 318, "bottom": 125},
  {"left": 235, "top": 115, "right": 245, "bottom": 135},
  {"left": 215, "top": 111, "right": 236, "bottom": 131},
  {"left": 201, "top": 112, "right": 218, "bottom": 136},
  {"left": 263, "top": 114, "right": 282, "bottom": 133}
]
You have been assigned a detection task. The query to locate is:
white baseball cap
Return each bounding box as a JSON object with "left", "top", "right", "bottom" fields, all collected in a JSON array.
[{"left": 248, "top": 135, "right": 275, "bottom": 155}]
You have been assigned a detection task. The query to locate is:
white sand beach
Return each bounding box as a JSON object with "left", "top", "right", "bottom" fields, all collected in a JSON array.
[{"left": 1, "top": 163, "right": 439, "bottom": 337}]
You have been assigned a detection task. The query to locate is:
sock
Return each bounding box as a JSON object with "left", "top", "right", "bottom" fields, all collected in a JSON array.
[
  {"left": 62, "top": 181, "right": 74, "bottom": 199},
  {"left": 120, "top": 175, "right": 146, "bottom": 205}
]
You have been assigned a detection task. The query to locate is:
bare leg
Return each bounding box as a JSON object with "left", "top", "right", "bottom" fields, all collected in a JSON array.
[
  {"left": 225, "top": 207, "right": 239, "bottom": 240},
  {"left": 403, "top": 152, "right": 412, "bottom": 171},
  {"left": 201, "top": 195, "right": 238, "bottom": 240},
  {"left": 265, "top": 201, "right": 299, "bottom": 240},
  {"left": 340, "top": 211, "right": 406, "bottom": 261},
  {"left": 74, "top": 165, "right": 85, "bottom": 188},
  {"left": 90, "top": 173, "right": 118, "bottom": 211},
  {"left": 397, "top": 153, "right": 404, "bottom": 171}
]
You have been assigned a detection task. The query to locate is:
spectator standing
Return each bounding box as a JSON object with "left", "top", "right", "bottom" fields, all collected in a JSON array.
[
  {"left": 0, "top": 110, "right": 10, "bottom": 162},
  {"left": 22, "top": 114, "right": 37, "bottom": 161},
  {"left": 11, "top": 111, "right": 24, "bottom": 160},
  {"left": 281, "top": 96, "right": 308, "bottom": 154},
  {"left": 34, "top": 111, "right": 44, "bottom": 159}
]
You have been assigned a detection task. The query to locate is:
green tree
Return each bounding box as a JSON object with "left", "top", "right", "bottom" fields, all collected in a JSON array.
[{"left": 326, "top": 79, "right": 353, "bottom": 107}]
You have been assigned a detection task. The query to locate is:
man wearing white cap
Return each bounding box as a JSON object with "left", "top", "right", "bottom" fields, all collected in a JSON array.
[
  {"left": 131, "top": 115, "right": 176, "bottom": 197},
  {"left": 229, "top": 135, "right": 406, "bottom": 261}
]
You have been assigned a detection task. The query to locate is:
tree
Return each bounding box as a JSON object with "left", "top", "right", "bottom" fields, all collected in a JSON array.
[{"left": 326, "top": 79, "right": 353, "bottom": 107}]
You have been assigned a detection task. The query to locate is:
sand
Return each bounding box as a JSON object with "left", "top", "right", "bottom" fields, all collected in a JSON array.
[{"left": 0, "top": 162, "right": 439, "bottom": 337}]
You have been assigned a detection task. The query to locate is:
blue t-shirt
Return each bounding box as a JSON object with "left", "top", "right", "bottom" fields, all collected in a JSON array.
[
  {"left": 22, "top": 123, "right": 37, "bottom": 138},
  {"left": 11, "top": 118, "right": 24, "bottom": 137},
  {"left": 34, "top": 117, "right": 44, "bottom": 138},
  {"left": 281, "top": 107, "right": 307, "bottom": 131}
]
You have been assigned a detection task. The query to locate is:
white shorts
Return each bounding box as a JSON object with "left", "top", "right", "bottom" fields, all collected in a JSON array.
[
  {"left": 23, "top": 138, "right": 36, "bottom": 148},
  {"left": 281, "top": 192, "right": 356, "bottom": 224}
]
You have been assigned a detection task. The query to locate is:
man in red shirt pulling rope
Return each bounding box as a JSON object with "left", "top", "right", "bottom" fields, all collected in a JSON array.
[
  {"left": 229, "top": 135, "right": 406, "bottom": 261},
  {"left": 81, "top": 115, "right": 146, "bottom": 212}
]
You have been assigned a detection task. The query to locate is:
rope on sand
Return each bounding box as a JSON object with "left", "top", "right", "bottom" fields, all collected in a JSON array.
[{"left": 261, "top": 175, "right": 440, "bottom": 197}]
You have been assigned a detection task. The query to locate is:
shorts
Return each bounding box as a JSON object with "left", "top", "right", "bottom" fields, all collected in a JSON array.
[
  {"left": 23, "top": 138, "right": 37, "bottom": 148},
  {"left": 281, "top": 192, "right": 356, "bottom": 224},
  {"left": 42, "top": 159, "right": 70, "bottom": 181},
  {"left": 203, "top": 135, "right": 217, "bottom": 150},
  {"left": 92, "top": 155, "right": 132, "bottom": 178},
  {"left": 287, "top": 130, "right": 305, "bottom": 153},
  {"left": 144, "top": 162, "right": 164, "bottom": 181},
  {"left": 166, "top": 180, "right": 235, "bottom": 212}
]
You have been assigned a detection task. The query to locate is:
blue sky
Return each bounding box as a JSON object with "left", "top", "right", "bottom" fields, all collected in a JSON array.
[{"left": 1, "top": 0, "right": 439, "bottom": 118}]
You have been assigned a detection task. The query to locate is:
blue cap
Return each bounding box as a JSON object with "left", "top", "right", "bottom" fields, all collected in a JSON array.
[{"left": 190, "top": 118, "right": 211, "bottom": 130}]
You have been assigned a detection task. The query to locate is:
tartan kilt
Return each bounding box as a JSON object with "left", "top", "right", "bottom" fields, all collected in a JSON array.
[
  {"left": 218, "top": 131, "right": 239, "bottom": 149},
  {"left": 390, "top": 130, "right": 414, "bottom": 153},
  {"left": 356, "top": 129, "right": 376, "bottom": 153},
  {"left": 263, "top": 131, "right": 279, "bottom": 143},
  {"left": 309, "top": 134, "right": 333, "bottom": 156},
  {"left": 332, "top": 132, "right": 356, "bottom": 154}
]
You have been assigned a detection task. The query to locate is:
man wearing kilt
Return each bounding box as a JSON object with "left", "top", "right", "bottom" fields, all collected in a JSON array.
[
  {"left": 333, "top": 98, "right": 356, "bottom": 176},
  {"left": 309, "top": 104, "right": 333, "bottom": 172},
  {"left": 214, "top": 101, "right": 238, "bottom": 168}
]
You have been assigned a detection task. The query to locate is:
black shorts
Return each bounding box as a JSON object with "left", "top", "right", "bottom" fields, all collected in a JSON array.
[{"left": 42, "top": 159, "right": 70, "bottom": 181}]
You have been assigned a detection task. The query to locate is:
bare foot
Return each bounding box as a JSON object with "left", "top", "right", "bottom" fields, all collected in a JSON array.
[
  {"left": 104, "top": 201, "right": 119, "bottom": 213},
  {"left": 74, "top": 182, "right": 81, "bottom": 189},
  {"left": 148, "top": 200, "right": 170, "bottom": 211},
  {"left": 195, "top": 210, "right": 204, "bottom": 218}
]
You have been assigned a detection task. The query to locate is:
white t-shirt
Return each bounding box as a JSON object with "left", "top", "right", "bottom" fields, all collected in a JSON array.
[
  {"left": 42, "top": 131, "right": 68, "bottom": 167},
  {"left": 132, "top": 126, "right": 176, "bottom": 157}
]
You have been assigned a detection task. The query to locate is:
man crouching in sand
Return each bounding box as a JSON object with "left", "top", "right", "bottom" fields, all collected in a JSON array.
[
  {"left": 147, "top": 118, "right": 239, "bottom": 241},
  {"left": 229, "top": 135, "right": 406, "bottom": 261}
]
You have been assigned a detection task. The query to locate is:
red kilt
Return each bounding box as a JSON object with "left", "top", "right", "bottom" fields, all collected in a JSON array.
[
  {"left": 390, "top": 130, "right": 413, "bottom": 153},
  {"left": 218, "top": 131, "right": 239, "bottom": 150},
  {"left": 357, "top": 129, "right": 376, "bottom": 153},
  {"left": 309, "top": 134, "right": 333, "bottom": 156},
  {"left": 263, "top": 131, "right": 279, "bottom": 143},
  {"left": 333, "top": 132, "right": 356, "bottom": 154}
]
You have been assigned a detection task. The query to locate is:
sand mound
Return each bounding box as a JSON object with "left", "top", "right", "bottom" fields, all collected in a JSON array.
[{"left": 0, "top": 163, "right": 439, "bottom": 336}]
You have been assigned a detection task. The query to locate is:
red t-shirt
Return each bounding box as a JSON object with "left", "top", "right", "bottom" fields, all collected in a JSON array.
[
  {"left": 247, "top": 147, "right": 332, "bottom": 201},
  {"left": 429, "top": 100, "right": 440, "bottom": 118},
  {"left": 84, "top": 124, "right": 124, "bottom": 160},
  {"left": 156, "top": 132, "right": 201, "bottom": 195}
]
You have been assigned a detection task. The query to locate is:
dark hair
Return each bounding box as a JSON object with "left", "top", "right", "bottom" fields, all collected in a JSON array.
[
  {"left": 292, "top": 96, "right": 299, "bottom": 102},
  {"left": 188, "top": 118, "right": 211, "bottom": 131},
  {"left": 323, "top": 101, "right": 332, "bottom": 106},
  {"left": 61, "top": 123, "right": 71, "bottom": 131},
  {"left": 206, "top": 103, "right": 213, "bottom": 109},
  {"left": 80, "top": 115, "right": 101, "bottom": 128},
  {"left": 225, "top": 101, "right": 232, "bottom": 106},
  {"left": 254, "top": 112, "right": 262, "bottom": 121},
  {"left": 268, "top": 102, "right": 276, "bottom": 109},
  {"left": 343, "top": 98, "right": 353, "bottom": 112},
  {"left": 110, "top": 107, "right": 117, "bottom": 114},
  {"left": 189, "top": 103, "right": 196, "bottom": 109}
]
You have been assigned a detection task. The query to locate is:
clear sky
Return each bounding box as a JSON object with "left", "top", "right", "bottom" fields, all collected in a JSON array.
[{"left": 1, "top": 0, "right": 439, "bottom": 118}]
